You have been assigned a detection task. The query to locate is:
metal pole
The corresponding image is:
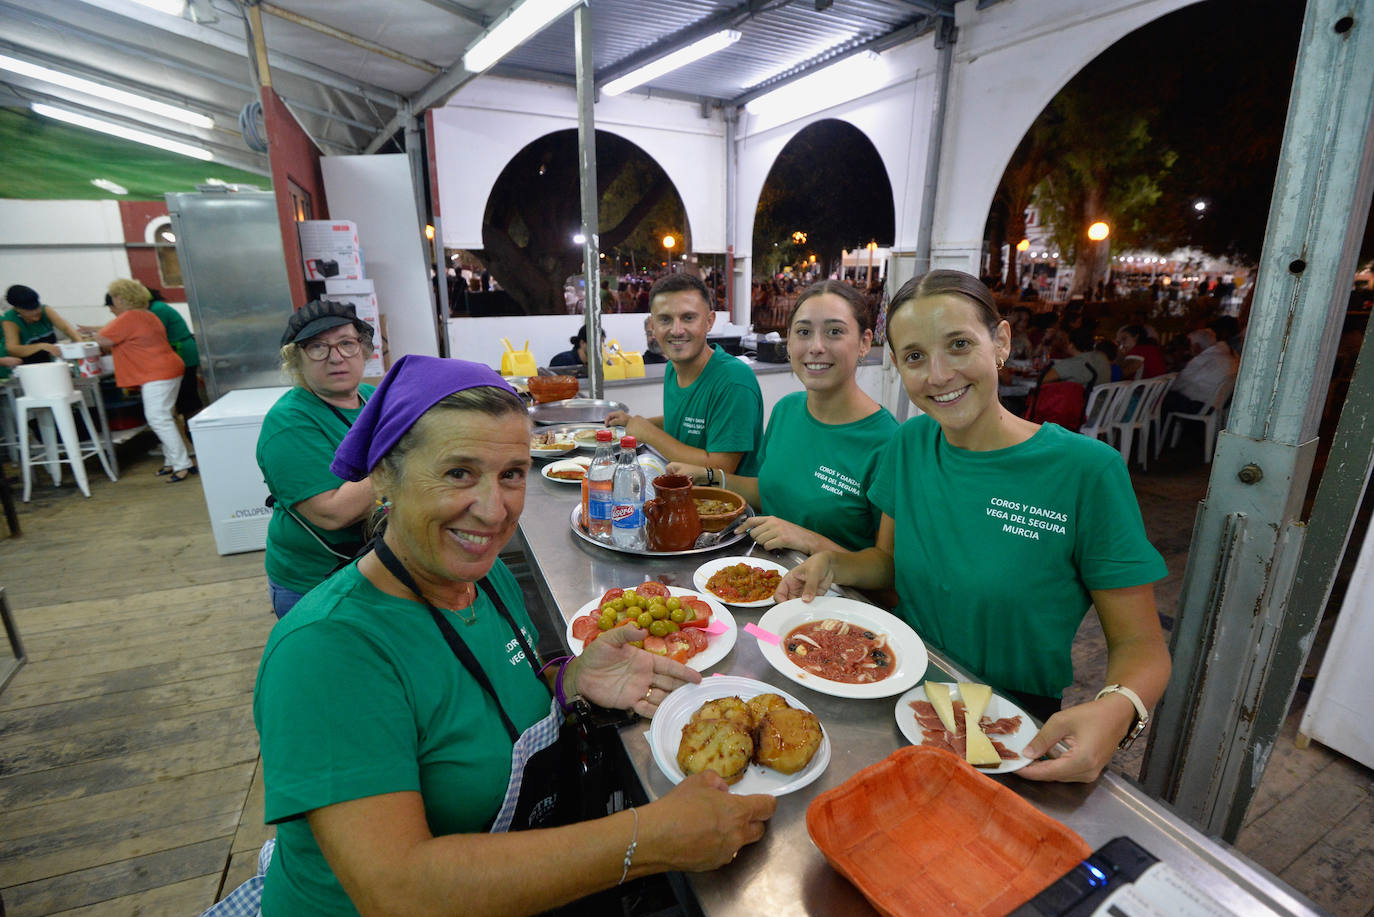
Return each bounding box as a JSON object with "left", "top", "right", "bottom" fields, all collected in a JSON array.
[
  {"left": 1140, "top": 0, "right": 1374, "bottom": 838},
  {"left": 575, "top": 4, "right": 604, "bottom": 397},
  {"left": 404, "top": 109, "right": 446, "bottom": 360},
  {"left": 912, "top": 15, "right": 955, "bottom": 276}
]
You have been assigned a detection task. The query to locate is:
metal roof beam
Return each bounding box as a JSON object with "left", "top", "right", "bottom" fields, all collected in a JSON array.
[
  {"left": 728, "top": 21, "right": 928, "bottom": 108},
  {"left": 0, "top": 7, "right": 382, "bottom": 134},
  {"left": 594, "top": 0, "right": 783, "bottom": 87},
  {"left": 62, "top": 0, "right": 404, "bottom": 109},
  {"left": 258, "top": 2, "right": 443, "bottom": 75},
  {"left": 415, "top": 0, "right": 489, "bottom": 28},
  {"left": 890, "top": 0, "right": 954, "bottom": 16}
]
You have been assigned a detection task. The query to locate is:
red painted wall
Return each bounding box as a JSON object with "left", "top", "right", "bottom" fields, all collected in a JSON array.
[
  {"left": 262, "top": 86, "right": 327, "bottom": 310},
  {"left": 116, "top": 200, "right": 185, "bottom": 301}
]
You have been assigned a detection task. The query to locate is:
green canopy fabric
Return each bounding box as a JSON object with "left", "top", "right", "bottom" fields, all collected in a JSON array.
[{"left": 0, "top": 108, "right": 270, "bottom": 200}]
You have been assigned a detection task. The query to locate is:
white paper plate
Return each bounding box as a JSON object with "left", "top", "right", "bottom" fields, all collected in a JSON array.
[
  {"left": 565, "top": 586, "right": 737, "bottom": 674},
  {"left": 540, "top": 458, "right": 589, "bottom": 485},
  {"left": 530, "top": 443, "right": 577, "bottom": 457},
  {"left": 573, "top": 425, "right": 626, "bottom": 449},
  {"left": 692, "top": 556, "right": 789, "bottom": 608},
  {"left": 895, "top": 683, "right": 1039, "bottom": 775},
  {"left": 755, "top": 597, "right": 927, "bottom": 699},
  {"left": 648, "top": 675, "right": 830, "bottom": 796}
]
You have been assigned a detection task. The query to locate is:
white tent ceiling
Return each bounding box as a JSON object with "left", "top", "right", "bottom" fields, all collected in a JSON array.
[{"left": 0, "top": 0, "right": 963, "bottom": 176}]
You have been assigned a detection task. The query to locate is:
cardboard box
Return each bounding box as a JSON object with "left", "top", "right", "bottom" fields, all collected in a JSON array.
[
  {"left": 304, "top": 248, "right": 364, "bottom": 281},
  {"left": 298, "top": 220, "right": 359, "bottom": 252}
]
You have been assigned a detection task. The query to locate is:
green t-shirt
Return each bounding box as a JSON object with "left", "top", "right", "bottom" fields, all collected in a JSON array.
[
  {"left": 255, "top": 560, "right": 549, "bottom": 916},
  {"left": 256, "top": 384, "right": 375, "bottom": 593},
  {"left": 869, "top": 416, "right": 1167, "bottom": 698},
  {"left": 0, "top": 333, "right": 9, "bottom": 380},
  {"left": 756, "top": 392, "right": 898, "bottom": 551},
  {"left": 663, "top": 345, "right": 763, "bottom": 476},
  {"left": 148, "top": 301, "right": 199, "bottom": 368},
  {"left": 2, "top": 306, "right": 55, "bottom": 344}
]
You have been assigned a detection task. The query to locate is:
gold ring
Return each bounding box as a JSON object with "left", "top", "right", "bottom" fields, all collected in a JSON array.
[{"left": 644, "top": 686, "right": 654, "bottom": 701}]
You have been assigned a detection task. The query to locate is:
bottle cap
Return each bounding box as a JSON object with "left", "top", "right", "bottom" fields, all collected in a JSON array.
[
  {"left": 596, "top": 428, "right": 614, "bottom": 442},
  {"left": 620, "top": 436, "right": 637, "bottom": 449}
]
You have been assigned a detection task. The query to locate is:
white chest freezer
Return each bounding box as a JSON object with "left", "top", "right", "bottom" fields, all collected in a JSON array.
[{"left": 188, "top": 386, "right": 290, "bottom": 555}]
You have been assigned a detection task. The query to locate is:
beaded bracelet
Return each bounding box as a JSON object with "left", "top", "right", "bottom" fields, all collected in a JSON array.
[{"left": 619, "top": 806, "right": 639, "bottom": 885}]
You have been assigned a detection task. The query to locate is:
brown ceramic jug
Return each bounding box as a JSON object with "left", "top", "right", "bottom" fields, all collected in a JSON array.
[{"left": 643, "top": 474, "right": 702, "bottom": 551}]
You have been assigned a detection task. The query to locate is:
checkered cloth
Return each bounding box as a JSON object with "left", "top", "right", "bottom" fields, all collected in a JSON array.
[
  {"left": 199, "top": 839, "right": 274, "bottom": 917},
  {"left": 489, "top": 698, "right": 564, "bottom": 833}
]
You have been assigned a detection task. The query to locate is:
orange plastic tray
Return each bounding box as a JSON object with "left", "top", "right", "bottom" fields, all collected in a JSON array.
[{"left": 806, "top": 746, "right": 1091, "bottom": 916}]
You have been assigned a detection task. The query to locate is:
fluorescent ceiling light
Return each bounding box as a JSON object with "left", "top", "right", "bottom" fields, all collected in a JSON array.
[
  {"left": 745, "top": 51, "right": 884, "bottom": 119},
  {"left": 602, "top": 30, "right": 742, "bottom": 97},
  {"left": 0, "top": 54, "right": 213, "bottom": 129},
  {"left": 90, "top": 178, "right": 128, "bottom": 195},
  {"left": 130, "top": 0, "right": 188, "bottom": 14},
  {"left": 32, "top": 103, "right": 214, "bottom": 161},
  {"left": 463, "top": 0, "right": 581, "bottom": 73}
]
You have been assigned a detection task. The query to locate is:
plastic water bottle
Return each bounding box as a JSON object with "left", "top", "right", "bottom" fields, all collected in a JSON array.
[
  {"left": 611, "top": 435, "right": 645, "bottom": 549},
  {"left": 587, "top": 429, "right": 616, "bottom": 542}
]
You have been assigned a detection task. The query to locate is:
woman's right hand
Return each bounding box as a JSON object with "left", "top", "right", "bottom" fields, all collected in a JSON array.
[
  {"left": 665, "top": 462, "right": 707, "bottom": 484},
  {"left": 646, "top": 772, "right": 776, "bottom": 871},
  {"left": 42, "top": 343, "right": 63, "bottom": 357},
  {"left": 774, "top": 551, "right": 837, "bottom": 603}
]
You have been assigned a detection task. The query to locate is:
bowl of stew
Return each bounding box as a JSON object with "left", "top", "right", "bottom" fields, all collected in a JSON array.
[{"left": 690, "top": 486, "right": 747, "bottom": 532}]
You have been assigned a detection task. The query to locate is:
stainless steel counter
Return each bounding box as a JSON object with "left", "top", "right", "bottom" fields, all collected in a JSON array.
[{"left": 517, "top": 469, "right": 1320, "bottom": 917}]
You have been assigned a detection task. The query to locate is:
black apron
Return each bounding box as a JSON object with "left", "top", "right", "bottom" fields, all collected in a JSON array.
[{"left": 372, "top": 540, "right": 580, "bottom": 832}]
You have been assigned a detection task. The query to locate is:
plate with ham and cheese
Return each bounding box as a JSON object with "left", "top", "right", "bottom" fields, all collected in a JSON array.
[{"left": 895, "top": 681, "right": 1039, "bottom": 774}]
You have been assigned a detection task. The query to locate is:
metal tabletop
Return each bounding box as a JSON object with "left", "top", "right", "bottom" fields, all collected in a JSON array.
[{"left": 516, "top": 470, "right": 1320, "bottom": 917}]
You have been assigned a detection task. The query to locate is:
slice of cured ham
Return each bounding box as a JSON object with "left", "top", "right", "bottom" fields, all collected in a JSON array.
[{"left": 909, "top": 695, "right": 1023, "bottom": 762}]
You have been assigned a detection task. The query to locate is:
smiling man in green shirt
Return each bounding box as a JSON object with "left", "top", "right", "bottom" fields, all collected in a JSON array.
[{"left": 606, "top": 274, "right": 763, "bottom": 475}]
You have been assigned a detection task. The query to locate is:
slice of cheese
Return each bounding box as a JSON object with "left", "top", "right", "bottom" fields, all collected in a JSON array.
[
  {"left": 959, "top": 682, "right": 993, "bottom": 722},
  {"left": 964, "top": 712, "right": 1003, "bottom": 767},
  {"left": 958, "top": 683, "right": 1001, "bottom": 766},
  {"left": 924, "top": 681, "right": 958, "bottom": 734}
]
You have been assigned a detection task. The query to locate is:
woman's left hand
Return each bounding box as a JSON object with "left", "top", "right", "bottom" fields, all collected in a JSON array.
[
  {"left": 1015, "top": 697, "right": 1134, "bottom": 783},
  {"left": 740, "top": 515, "right": 822, "bottom": 555},
  {"left": 566, "top": 623, "right": 701, "bottom": 716}
]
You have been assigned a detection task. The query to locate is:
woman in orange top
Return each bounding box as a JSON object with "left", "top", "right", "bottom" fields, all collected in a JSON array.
[{"left": 98, "top": 279, "right": 195, "bottom": 482}]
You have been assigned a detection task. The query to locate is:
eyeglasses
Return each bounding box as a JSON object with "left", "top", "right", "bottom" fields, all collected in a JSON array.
[{"left": 302, "top": 337, "right": 363, "bottom": 361}]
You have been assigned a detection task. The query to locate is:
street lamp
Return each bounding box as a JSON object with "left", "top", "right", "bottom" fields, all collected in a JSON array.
[
  {"left": 791, "top": 230, "right": 807, "bottom": 245},
  {"left": 1087, "top": 221, "right": 1110, "bottom": 241},
  {"left": 572, "top": 232, "right": 586, "bottom": 245},
  {"left": 662, "top": 234, "right": 676, "bottom": 251},
  {"left": 1016, "top": 239, "right": 1030, "bottom": 253}
]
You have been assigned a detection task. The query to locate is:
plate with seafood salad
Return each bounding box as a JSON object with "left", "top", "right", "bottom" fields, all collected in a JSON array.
[
  {"left": 756, "top": 597, "right": 927, "bottom": 699},
  {"left": 648, "top": 675, "right": 830, "bottom": 796}
]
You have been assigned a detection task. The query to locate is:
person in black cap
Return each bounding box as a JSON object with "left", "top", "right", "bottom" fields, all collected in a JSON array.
[
  {"left": 255, "top": 300, "right": 378, "bottom": 617},
  {"left": 548, "top": 324, "right": 598, "bottom": 369},
  {"left": 2, "top": 284, "right": 85, "bottom": 364}
]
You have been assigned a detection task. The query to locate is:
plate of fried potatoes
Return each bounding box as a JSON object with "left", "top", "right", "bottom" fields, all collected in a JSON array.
[{"left": 648, "top": 675, "right": 830, "bottom": 796}]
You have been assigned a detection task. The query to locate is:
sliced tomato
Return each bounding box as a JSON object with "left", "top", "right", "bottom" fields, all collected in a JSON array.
[
  {"left": 597, "top": 587, "right": 625, "bottom": 607},
  {"left": 570, "top": 615, "right": 600, "bottom": 644},
  {"left": 636, "top": 581, "right": 670, "bottom": 598},
  {"left": 680, "top": 628, "right": 709, "bottom": 654},
  {"left": 642, "top": 635, "right": 668, "bottom": 656},
  {"left": 679, "top": 597, "right": 713, "bottom": 628},
  {"left": 667, "top": 646, "right": 692, "bottom": 665}
]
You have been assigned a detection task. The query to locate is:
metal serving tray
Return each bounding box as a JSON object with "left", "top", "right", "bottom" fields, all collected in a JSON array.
[{"left": 529, "top": 398, "right": 627, "bottom": 425}]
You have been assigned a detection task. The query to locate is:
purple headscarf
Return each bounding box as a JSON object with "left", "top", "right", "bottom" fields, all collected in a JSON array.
[{"left": 331, "top": 354, "right": 520, "bottom": 481}]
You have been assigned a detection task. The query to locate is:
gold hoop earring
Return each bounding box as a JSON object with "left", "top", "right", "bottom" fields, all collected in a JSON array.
[{"left": 996, "top": 358, "right": 1006, "bottom": 370}]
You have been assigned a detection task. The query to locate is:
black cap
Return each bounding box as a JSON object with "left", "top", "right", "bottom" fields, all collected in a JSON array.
[
  {"left": 281, "top": 299, "right": 371, "bottom": 346},
  {"left": 5, "top": 284, "right": 40, "bottom": 310}
]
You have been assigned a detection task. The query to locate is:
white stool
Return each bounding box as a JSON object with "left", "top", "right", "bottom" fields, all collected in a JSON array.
[{"left": 14, "top": 364, "right": 117, "bottom": 501}]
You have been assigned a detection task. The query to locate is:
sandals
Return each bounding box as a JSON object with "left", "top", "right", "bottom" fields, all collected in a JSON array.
[
  {"left": 167, "top": 465, "right": 198, "bottom": 483},
  {"left": 155, "top": 465, "right": 174, "bottom": 476}
]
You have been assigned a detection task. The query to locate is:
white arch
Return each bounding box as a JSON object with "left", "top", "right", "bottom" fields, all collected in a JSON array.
[{"left": 430, "top": 78, "right": 725, "bottom": 252}]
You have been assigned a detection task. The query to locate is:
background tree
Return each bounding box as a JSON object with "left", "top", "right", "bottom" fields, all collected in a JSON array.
[
  {"left": 479, "top": 130, "right": 685, "bottom": 314},
  {"left": 990, "top": 131, "right": 1052, "bottom": 290},
  {"left": 752, "top": 119, "right": 894, "bottom": 279}
]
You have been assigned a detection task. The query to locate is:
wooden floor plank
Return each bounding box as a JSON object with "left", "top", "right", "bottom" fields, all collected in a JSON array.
[
  {"left": 9, "top": 578, "right": 268, "bottom": 635},
  {"left": 3, "top": 838, "right": 229, "bottom": 916},
  {"left": 0, "top": 728, "right": 262, "bottom": 811},
  {"left": 45, "top": 875, "right": 223, "bottom": 917},
  {"left": 231, "top": 756, "right": 273, "bottom": 856},
  {"left": 0, "top": 647, "right": 262, "bottom": 711},
  {"left": 1276, "top": 795, "right": 1374, "bottom": 917},
  {"left": 1232, "top": 753, "right": 1371, "bottom": 875}
]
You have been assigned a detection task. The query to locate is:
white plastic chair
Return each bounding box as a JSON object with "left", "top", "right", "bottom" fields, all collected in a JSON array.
[
  {"left": 1110, "top": 374, "right": 1175, "bottom": 470},
  {"left": 1163, "top": 376, "right": 1236, "bottom": 463},
  {"left": 14, "top": 363, "right": 117, "bottom": 501},
  {"left": 1079, "top": 380, "right": 1131, "bottom": 446}
]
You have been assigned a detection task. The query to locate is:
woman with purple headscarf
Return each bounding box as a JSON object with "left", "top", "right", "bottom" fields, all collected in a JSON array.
[{"left": 247, "top": 355, "right": 775, "bottom": 917}]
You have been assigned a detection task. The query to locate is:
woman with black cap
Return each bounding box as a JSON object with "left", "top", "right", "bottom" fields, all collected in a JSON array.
[
  {"left": 255, "top": 300, "right": 378, "bottom": 618},
  {"left": 2, "top": 284, "right": 84, "bottom": 364},
  {"left": 245, "top": 354, "right": 773, "bottom": 916}
]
